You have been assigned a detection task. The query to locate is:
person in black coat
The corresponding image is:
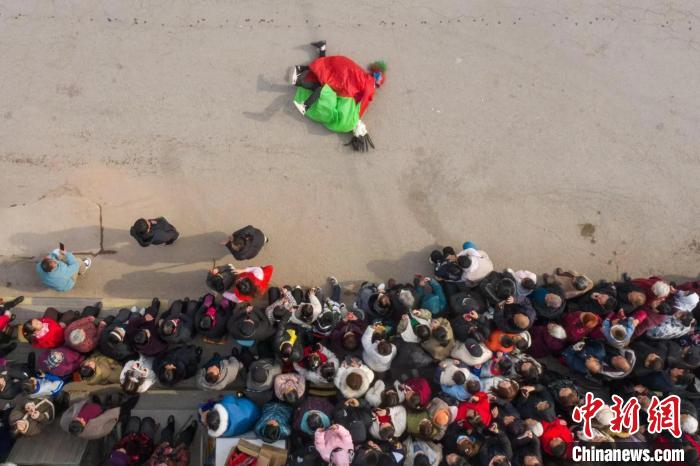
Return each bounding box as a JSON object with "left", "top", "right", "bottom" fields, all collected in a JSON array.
[
  {"left": 227, "top": 304, "right": 275, "bottom": 342},
  {"left": 0, "top": 353, "right": 34, "bottom": 400},
  {"left": 274, "top": 318, "right": 304, "bottom": 364},
  {"left": 157, "top": 298, "right": 198, "bottom": 344},
  {"left": 129, "top": 217, "right": 179, "bottom": 247},
  {"left": 493, "top": 302, "right": 536, "bottom": 333},
  {"left": 153, "top": 345, "right": 202, "bottom": 386},
  {"left": 333, "top": 398, "right": 373, "bottom": 444},
  {"left": 478, "top": 271, "right": 517, "bottom": 308},
  {"left": 514, "top": 385, "right": 557, "bottom": 422},
  {"left": 99, "top": 309, "right": 138, "bottom": 362},
  {"left": 477, "top": 427, "right": 512, "bottom": 466},
  {"left": 194, "top": 294, "right": 231, "bottom": 342},
  {"left": 222, "top": 225, "right": 267, "bottom": 261},
  {"left": 570, "top": 282, "right": 618, "bottom": 315},
  {"left": 126, "top": 299, "right": 168, "bottom": 357}
]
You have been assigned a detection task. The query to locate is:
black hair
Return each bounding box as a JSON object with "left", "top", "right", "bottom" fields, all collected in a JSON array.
[
  {"left": 134, "top": 329, "right": 149, "bottom": 346},
  {"left": 209, "top": 275, "right": 226, "bottom": 293},
  {"left": 515, "top": 338, "right": 529, "bottom": 351},
  {"left": 466, "top": 379, "right": 481, "bottom": 395},
  {"left": 379, "top": 424, "right": 395, "bottom": 440},
  {"left": 521, "top": 277, "right": 536, "bottom": 290},
  {"left": 500, "top": 335, "right": 514, "bottom": 348},
  {"left": 407, "top": 393, "right": 422, "bottom": 410},
  {"left": 68, "top": 420, "right": 85, "bottom": 435},
  {"left": 272, "top": 306, "right": 287, "bottom": 321},
  {"left": 161, "top": 320, "right": 176, "bottom": 336},
  {"left": 320, "top": 363, "right": 336, "bottom": 380},
  {"left": 299, "top": 304, "right": 314, "bottom": 322},
  {"left": 550, "top": 441, "right": 567, "bottom": 458},
  {"left": 207, "top": 409, "right": 220, "bottom": 431},
  {"left": 262, "top": 423, "right": 280, "bottom": 441},
  {"left": 238, "top": 319, "right": 255, "bottom": 337},
  {"left": 453, "top": 371, "right": 467, "bottom": 386},
  {"left": 364, "top": 449, "right": 380, "bottom": 465},
  {"left": 121, "top": 373, "right": 141, "bottom": 394},
  {"left": 497, "top": 358, "right": 513, "bottom": 373},
  {"left": 205, "top": 370, "right": 219, "bottom": 384},
  {"left": 79, "top": 365, "right": 95, "bottom": 379},
  {"left": 382, "top": 390, "right": 400, "bottom": 407},
  {"left": 132, "top": 218, "right": 149, "bottom": 236},
  {"left": 199, "top": 315, "right": 213, "bottom": 330},
  {"left": 280, "top": 343, "right": 293, "bottom": 358},
  {"left": 414, "top": 455, "right": 431, "bottom": 466},
  {"left": 307, "top": 412, "right": 324, "bottom": 430},
  {"left": 41, "top": 258, "right": 56, "bottom": 273},
  {"left": 22, "top": 321, "right": 36, "bottom": 342},
  {"left": 236, "top": 278, "right": 258, "bottom": 297},
  {"left": 377, "top": 341, "right": 393, "bottom": 356},
  {"left": 603, "top": 296, "right": 618, "bottom": 312},
  {"left": 251, "top": 366, "right": 268, "bottom": 384},
  {"left": 457, "top": 255, "right": 472, "bottom": 269},
  {"left": 415, "top": 324, "right": 431, "bottom": 341},
  {"left": 433, "top": 326, "right": 448, "bottom": 345},
  {"left": 162, "top": 368, "right": 176, "bottom": 385},
  {"left": 418, "top": 420, "right": 433, "bottom": 438}
]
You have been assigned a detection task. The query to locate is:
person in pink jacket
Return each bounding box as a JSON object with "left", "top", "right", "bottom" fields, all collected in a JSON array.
[{"left": 314, "top": 424, "right": 354, "bottom": 466}]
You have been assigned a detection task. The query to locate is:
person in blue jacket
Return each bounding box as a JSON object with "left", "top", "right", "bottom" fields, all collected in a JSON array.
[
  {"left": 254, "top": 402, "right": 293, "bottom": 443},
  {"left": 199, "top": 393, "right": 261, "bottom": 438},
  {"left": 36, "top": 248, "right": 92, "bottom": 292},
  {"left": 415, "top": 276, "right": 447, "bottom": 315},
  {"left": 561, "top": 339, "right": 606, "bottom": 376}
]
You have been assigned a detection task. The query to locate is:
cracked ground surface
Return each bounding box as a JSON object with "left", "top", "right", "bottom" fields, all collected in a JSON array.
[{"left": 1, "top": 0, "right": 699, "bottom": 299}]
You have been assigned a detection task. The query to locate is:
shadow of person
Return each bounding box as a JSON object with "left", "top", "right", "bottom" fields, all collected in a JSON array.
[
  {"left": 102, "top": 268, "right": 208, "bottom": 299},
  {"left": 365, "top": 244, "right": 439, "bottom": 283}
]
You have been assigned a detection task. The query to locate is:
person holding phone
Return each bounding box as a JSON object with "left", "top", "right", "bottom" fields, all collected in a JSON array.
[{"left": 36, "top": 244, "right": 92, "bottom": 292}]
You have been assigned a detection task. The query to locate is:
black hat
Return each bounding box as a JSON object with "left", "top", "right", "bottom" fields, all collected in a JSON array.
[
  {"left": 465, "top": 339, "right": 483, "bottom": 358},
  {"left": 251, "top": 365, "right": 268, "bottom": 384},
  {"left": 238, "top": 319, "right": 255, "bottom": 337}
]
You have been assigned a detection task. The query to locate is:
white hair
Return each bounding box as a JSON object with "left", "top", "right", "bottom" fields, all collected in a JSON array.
[{"left": 651, "top": 281, "right": 671, "bottom": 298}]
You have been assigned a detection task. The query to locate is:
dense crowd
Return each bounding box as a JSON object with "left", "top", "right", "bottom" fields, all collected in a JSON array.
[{"left": 3, "top": 220, "right": 699, "bottom": 466}]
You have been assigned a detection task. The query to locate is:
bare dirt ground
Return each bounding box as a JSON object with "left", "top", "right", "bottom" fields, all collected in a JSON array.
[{"left": 1, "top": 0, "right": 699, "bottom": 300}]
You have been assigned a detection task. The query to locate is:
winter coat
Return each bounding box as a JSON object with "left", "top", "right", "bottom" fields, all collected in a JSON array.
[
  {"left": 227, "top": 225, "right": 266, "bottom": 260},
  {"left": 222, "top": 265, "right": 274, "bottom": 303},
  {"left": 36, "top": 250, "right": 81, "bottom": 292},
  {"left": 99, "top": 321, "right": 137, "bottom": 362},
  {"left": 274, "top": 372, "right": 306, "bottom": 401},
  {"left": 293, "top": 396, "right": 334, "bottom": 435},
  {"left": 365, "top": 379, "right": 405, "bottom": 408},
  {"left": 631, "top": 339, "right": 668, "bottom": 378},
  {"left": 60, "top": 400, "right": 120, "bottom": 440},
  {"left": 0, "top": 361, "right": 33, "bottom": 400},
  {"left": 197, "top": 355, "right": 241, "bottom": 391},
  {"left": 38, "top": 346, "right": 84, "bottom": 377},
  {"left": 153, "top": 345, "right": 201, "bottom": 386},
  {"left": 293, "top": 344, "right": 339, "bottom": 386},
  {"left": 530, "top": 284, "right": 567, "bottom": 320},
  {"left": 561, "top": 311, "right": 601, "bottom": 343},
  {"left": 254, "top": 402, "right": 293, "bottom": 442},
  {"left": 450, "top": 341, "right": 493, "bottom": 367},
  {"left": 29, "top": 317, "right": 65, "bottom": 349},
  {"left": 130, "top": 217, "right": 179, "bottom": 246},
  {"left": 415, "top": 280, "right": 447, "bottom": 315},
  {"left": 194, "top": 294, "right": 231, "bottom": 339},
  {"left": 493, "top": 302, "right": 536, "bottom": 333},
  {"left": 369, "top": 406, "right": 407, "bottom": 440},
  {"left": 120, "top": 355, "right": 157, "bottom": 393},
  {"left": 25, "top": 372, "right": 64, "bottom": 398},
  {"left": 9, "top": 397, "right": 55, "bottom": 436},
  {"left": 289, "top": 293, "right": 323, "bottom": 327},
  {"left": 515, "top": 384, "right": 557, "bottom": 422},
  {"left": 314, "top": 425, "right": 354, "bottom": 466},
  {"left": 420, "top": 318, "right": 455, "bottom": 361},
  {"left": 508, "top": 269, "right": 537, "bottom": 302},
  {"left": 201, "top": 394, "right": 261, "bottom": 438},
  {"left": 126, "top": 313, "right": 168, "bottom": 357},
  {"left": 600, "top": 348, "right": 636, "bottom": 380},
  {"left": 64, "top": 316, "right": 105, "bottom": 353},
  {"left": 395, "top": 309, "right": 432, "bottom": 344},
  {"left": 404, "top": 378, "right": 432, "bottom": 407},
  {"left": 227, "top": 306, "right": 275, "bottom": 341},
  {"left": 573, "top": 283, "right": 618, "bottom": 315},
  {"left": 477, "top": 431, "right": 512, "bottom": 466},
  {"left": 157, "top": 299, "right": 198, "bottom": 344},
  {"left": 403, "top": 437, "right": 442, "bottom": 466},
  {"left": 246, "top": 359, "right": 282, "bottom": 393},
  {"left": 273, "top": 322, "right": 304, "bottom": 362},
  {"left": 527, "top": 324, "right": 567, "bottom": 358},
  {"left": 454, "top": 392, "right": 492, "bottom": 429},
  {"left": 329, "top": 319, "right": 367, "bottom": 359},
  {"left": 457, "top": 248, "right": 494, "bottom": 284},
  {"left": 450, "top": 312, "right": 490, "bottom": 342},
  {"left": 601, "top": 317, "right": 635, "bottom": 348},
  {"left": 362, "top": 326, "right": 396, "bottom": 372},
  {"left": 539, "top": 419, "right": 574, "bottom": 459},
  {"left": 389, "top": 338, "right": 434, "bottom": 379},
  {"left": 478, "top": 271, "right": 517, "bottom": 307},
  {"left": 333, "top": 403, "right": 373, "bottom": 444},
  {"left": 81, "top": 353, "right": 122, "bottom": 385},
  {"left": 561, "top": 340, "right": 606, "bottom": 376},
  {"left": 334, "top": 358, "right": 374, "bottom": 399},
  {"left": 436, "top": 361, "right": 479, "bottom": 401}
]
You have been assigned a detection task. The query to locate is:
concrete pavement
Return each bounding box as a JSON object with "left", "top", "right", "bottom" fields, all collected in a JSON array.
[{"left": 1, "top": 0, "right": 699, "bottom": 300}]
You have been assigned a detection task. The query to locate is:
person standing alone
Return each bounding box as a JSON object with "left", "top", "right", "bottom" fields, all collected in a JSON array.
[
  {"left": 221, "top": 225, "right": 267, "bottom": 261},
  {"left": 36, "top": 247, "right": 91, "bottom": 292},
  {"left": 130, "top": 217, "right": 179, "bottom": 247}
]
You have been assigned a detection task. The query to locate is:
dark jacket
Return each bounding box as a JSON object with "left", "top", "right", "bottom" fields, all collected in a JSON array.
[
  {"left": 153, "top": 345, "right": 202, "bottom": 386},
  {"left": 478, "top": 431, "right": 512, "bottom": 465},
  {"left": 227, "top": 225, "right": 266, "bottom": 260},
  {"left": 493, "top": 302, "right": 536, "bottom": 333},
  {"left": 126, "top": 308, "right": 168, "bottom": 357},
  {"left": 631, "top": 339, "right": 668, "bottom": 378},
  {"left": 0, "top": 358, "right": 33, "bottom": 400},
  {"left": 130, "top": 217, "right": 179, "bottom": 247},
  {"left": 333, "top": 403, "right": 373, "bottom": 444},
  {"left": 157, "top": 299, "right": 198, "bottom": 344},
  {"left": 99, "top": 321, "right": 137, "bottom": 362},
  {"left": 514, "top": 384, "right": 557, "bottom": 422},
  {"left": 227, "top": 307, "right": 275, "bottom": 341},
  {"left": 570, "top": 282, "right": 618, "bottom": 315},
  {"left": 530, "top": 284, "right": 567, "bottom": 320},
  {"left": 194, "top": 294, "right": 231, "bottom": 339},
  {"left": 478, "top": 271, "right": 517, "bottom": 307},
  {"left": 274, "top": 320, "right": 304, "bottom": 363},
  {"left": 451, "top": 313, "right": 490, "bottom": 342},
  {"left": 329, "top": 319, "right": 367, "bottom": 360}
]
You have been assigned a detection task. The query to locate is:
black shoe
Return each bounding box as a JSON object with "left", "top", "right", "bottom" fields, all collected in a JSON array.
[
  {"left": 166, "top": 415, "right": 175, "bottom": 431},
  {"left": 151, "top": 297, "right": 161, "bottom": 312},
  {"left": 4, "top": 296, "right": 24, "bottom": 310},
  {"left": 116, "top": 307, "right": 132, "bottom": 323},
  {"left": 0, "top": 342, "right": 17, "bottom": 358},
  {"left": 621, "top": 272, "right": 631, "bottom": 282},
  {"left": 310, "top": 40, "right": 326, "bottom": 49},
  {"left": 124, "top": 416, "right": 141, "bottom": 436}
]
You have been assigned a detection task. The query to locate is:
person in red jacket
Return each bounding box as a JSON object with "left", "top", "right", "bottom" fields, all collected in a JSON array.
[
  {"left": 221, "top": 266, "right": 274, "bottom": 303},
  {"left": 22, "top": 308, "right": 78, "bottom": 349},
  {"left": 539, "top": 418, "right": 574, "bottom": 459},
  {"left": 454, "top": 391, "right": 492, "bottom": 431}
]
